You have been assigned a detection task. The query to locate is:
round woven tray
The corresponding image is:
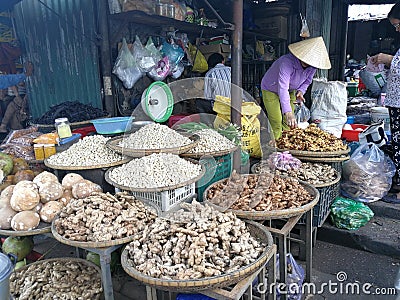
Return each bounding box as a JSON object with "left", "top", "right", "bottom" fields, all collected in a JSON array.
[
  {"left": 43, "top": 157, "right": 132, "bottom": 170},
  {"left": 51, "top": 200, "right": 160, "bottom": 248},
  {"left": 121, "top": 220, "right": 274, "bottom": 292},
  {"left": 251, "top": 163, "right": 341, "bottom": 188},
  {"left": 276, "top": 147, "right": 350, "bottom": 158},
  {"left": 105, "top": 134, "right": 200, "bottom": 157},
  {"left": 180, "top": 145, "right": 238, "bottom": 158},
  {"left": 0, "top": 221, "right": 51, "bottom": 237},
  {"left": 104, "top": 158, "right": 206, "bottom": 192},
  {"left": 204, "top": 174, "right": 320, "bottom": 220},
  {"left": 10, "top": 257, "right": 102, "bottom": 299}
]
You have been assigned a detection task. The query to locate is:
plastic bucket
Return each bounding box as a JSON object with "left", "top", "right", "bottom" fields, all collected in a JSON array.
[
  {"left": 0, "top": 253, "right": 16, "bottom": 300},
  {"left": 371, "top": 107, "right": 390, "bottom": 131}
]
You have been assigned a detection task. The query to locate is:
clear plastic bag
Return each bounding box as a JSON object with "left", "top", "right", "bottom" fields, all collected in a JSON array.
[
  {"left": 341, "top": 143, "right": 396, "bottom": 202},
  {"left": 294, "top": 103, "right": 310, "bottom": 123},
  {"left": 276, "top": 253, "right": 305, "bottom": 300},
  {"left": 132, "top": 36, "right": 157, "bottom": 73},
  {"left": 299, "top": 13, "right": 310, "bottom": 38},
  {"left": 112, "top": 38, "right": 143, "bottom": 89},
  {"left": 148, "top": 57, "right": 171, "bottom": 81},
  {"left": 161, "top": 40, "right": 184, "bottom": 66}
]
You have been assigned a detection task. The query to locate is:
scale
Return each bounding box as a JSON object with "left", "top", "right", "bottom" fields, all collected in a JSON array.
[{"left": 141, "top": 81, "right": 174, "bottom": 123}]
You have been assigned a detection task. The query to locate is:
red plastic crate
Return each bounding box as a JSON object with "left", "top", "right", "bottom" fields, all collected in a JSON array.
[
  {"left": 168, "top": 114, "right": 201, "bottom": 128},
  {"left": 341, "top": 124, "right": 368, "bottom": 142}
]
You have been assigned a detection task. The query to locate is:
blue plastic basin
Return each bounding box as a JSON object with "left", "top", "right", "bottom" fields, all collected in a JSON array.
[{"left": 91, "top": 117, "right": 134, "bottom": 134}]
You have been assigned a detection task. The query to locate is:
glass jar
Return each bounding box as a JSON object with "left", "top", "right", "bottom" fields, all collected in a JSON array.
[
  {"left": 33, "top": 144, "right": 45, "bottom": 160},
  {"left": 43, "top": 144, "right": 56, "bottom": 158},
  {"left": 55, "top": 118, "right": 72, "bottom": 139}
]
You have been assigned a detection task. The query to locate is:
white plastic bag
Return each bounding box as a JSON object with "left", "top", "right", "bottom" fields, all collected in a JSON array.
[
  {"left": 112, "top": 38, "right": 143, "bottom": 89},
  {"left": 310, "top": 78, "right": 347, "bottom": 137}
]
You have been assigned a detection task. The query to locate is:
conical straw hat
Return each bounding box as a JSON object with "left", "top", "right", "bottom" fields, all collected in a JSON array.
[{"left": 288, "top": 37, "right": 331, "bottom": 69}]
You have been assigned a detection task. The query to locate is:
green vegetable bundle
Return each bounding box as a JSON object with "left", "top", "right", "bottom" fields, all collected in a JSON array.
[{"left": 330, "top": 197, "right": 374, "bottom": 230}]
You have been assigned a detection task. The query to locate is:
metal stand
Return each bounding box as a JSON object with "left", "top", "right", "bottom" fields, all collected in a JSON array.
[
  {"left": 144, "top": 244, "right": 277, "bottom": 300},
  {"left": 78, "top": 245, "right": 122, "bottom": 300},
  {"left": 262, "top": 210, "right": 313, "bottom": 300}
]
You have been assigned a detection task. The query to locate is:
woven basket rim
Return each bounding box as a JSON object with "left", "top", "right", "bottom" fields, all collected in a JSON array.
[
  {"left": 43, "top": 157, "right": 132, "bottom": 170},
  {"left": 120, "top": 220, "right": 274, "bottom": 292},
  {"left": 276, "top": 146, "right": 350, "bottom": 157},
  {"left": 104, "top": 158, "right": 205, "bottom": 192},
  {"left": 295, "top": 155, "right": 350, "bottom": 162},
  {"left": 105, "top": 134, "right": 200, "bottom": 158},
  {"left": 204, "top": 174, "right": 320, "bottom": 220},
  {"left": 0, "top": 221, "right": 50, "bottom": 236},
  {"left": 51, "top": 200, "right": 160, "bottom": 248}
]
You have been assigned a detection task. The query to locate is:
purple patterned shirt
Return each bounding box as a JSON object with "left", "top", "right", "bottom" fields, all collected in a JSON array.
[{"left": 261, "top": 53, "right": 316, "bottom": 113}]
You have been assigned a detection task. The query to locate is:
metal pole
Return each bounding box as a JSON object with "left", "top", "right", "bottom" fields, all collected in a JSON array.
[
  {"left": 231, "top": 0, "right": 243, "bottom": 172},
  {"left": 98, "top": 0, "right": 116, "bottom": 116}
]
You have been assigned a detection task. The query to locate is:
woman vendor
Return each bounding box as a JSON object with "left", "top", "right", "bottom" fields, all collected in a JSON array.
[
  {"left": 370, "top": 2, "right": 400, "bottom": 189},
  {"left": 260, "top": 36, "right": 331, "bottom": 139}
]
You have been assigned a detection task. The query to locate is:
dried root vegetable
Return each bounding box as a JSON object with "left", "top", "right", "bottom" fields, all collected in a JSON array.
[
  {"left": 125, "top": 200, "right": 265, "bottom": 280},
  {"left": 276, "top": 124, "right": 347, "bottom": 152},
  {"left": 10, "top": 260, "right": 102, "bottom": 300},
  {"left": 207, "top": 173, "right": 313, "bottom": 211},
  {"left": 54, "top": 192, "right": 157, "bottom": 242},
  {"left": 255, "top": 162, "right": 337, "bottom": 186}
]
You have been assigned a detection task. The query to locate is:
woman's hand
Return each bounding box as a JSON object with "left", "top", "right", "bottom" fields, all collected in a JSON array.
[
  {"left": 296, "top": 91, "right": 305, "bottom": 103},
  {"left": 369, "top": 53, "right": 393, "bottom": 67},
  {"left": 284, "top": 111, "right": 297, "bottom": 129}
]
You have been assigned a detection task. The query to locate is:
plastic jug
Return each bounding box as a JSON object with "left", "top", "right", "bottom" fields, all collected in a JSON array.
[{"left": 0, "top": 253, "right": 16, "bottom": 300}]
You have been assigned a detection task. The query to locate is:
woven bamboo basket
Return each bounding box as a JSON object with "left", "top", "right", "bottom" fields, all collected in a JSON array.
[
  {"left": 0, "top": 221, "right": 51, "bottom": 237},
  {"left": 43, "top": 157, "right": 131, "bottom": 170},
  {"left": 204, "top": 174, "right": 320, "bottom": 220},
  {"left": 121, "top": 220, "right": 274, "bottom": 292},
  {"left": 105, "top": 134, "right": 200, "bottom": 157},
  {"left": 10, "top": 258, "right": 102, "bottom": 300},
  {"left": 276, "top": 147, "right": 350, "bottom": 158},
  {"left": 104, "top": 158, "right": 205, "bottom": 192},
  {"left": 51, "top": 200, "right": 160, "bottom": 248},
  {"left": 180, "top": 145, "right": 238, "bottom": 159}
]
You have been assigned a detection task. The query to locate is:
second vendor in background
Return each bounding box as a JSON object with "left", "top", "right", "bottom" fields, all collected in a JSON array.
[{"left": 260, "top": 36, "right": 331, "bottom": 139}]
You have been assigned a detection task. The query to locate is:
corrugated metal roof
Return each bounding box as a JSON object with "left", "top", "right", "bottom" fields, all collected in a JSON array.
[{"left": 13, "top": 0, "right": 102, "bottom": 119}]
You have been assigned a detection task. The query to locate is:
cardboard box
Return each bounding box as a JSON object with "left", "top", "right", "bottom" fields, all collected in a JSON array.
[
  {"left": 255, "top": 16, "right": 287, "bottom": 40},
  {"left": 198, "top": 44, "right": 231, "bottom": 60}
]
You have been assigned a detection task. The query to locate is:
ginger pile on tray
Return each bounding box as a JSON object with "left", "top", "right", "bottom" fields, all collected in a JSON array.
[
  {"left": 54, "top": 192, "right": 157, "bottom": 242},
  {"left": 276, "top": 124, "right": 347, "bottom": 152},
  {"left": 125, "top": 200, "right": 265, "bottom": 280},
  {"left": 206, "top": 171, "right": 313, "bottom": 211}
]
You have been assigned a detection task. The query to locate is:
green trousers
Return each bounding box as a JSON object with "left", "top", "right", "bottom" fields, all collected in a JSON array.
[{"left": 262, "top": 90, "right": 296, "bottom": 140}]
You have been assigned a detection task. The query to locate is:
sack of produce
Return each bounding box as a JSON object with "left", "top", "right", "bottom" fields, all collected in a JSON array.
[
  {"left": 310, "top": 78, "right": 347, "bottom": 138},
  {"left": 330, "top": 197, "right": 374, "bottom": 230},
  {"left": 213, "top": 96, "right": 262, "bottom": 158},
  {"left": 341, "top": 143, "right": 396, "bottom": 202}
]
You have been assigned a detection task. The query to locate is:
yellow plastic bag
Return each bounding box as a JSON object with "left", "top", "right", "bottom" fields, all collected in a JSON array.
[
  {"left": 213, "top": 96, "right": 262, "bottom": 158},
  {"left": 188, "top": 43, "right": 208, "bottom": 73},
  {"left": 33, "top": 132, "right": 59, "bottom": 144}
]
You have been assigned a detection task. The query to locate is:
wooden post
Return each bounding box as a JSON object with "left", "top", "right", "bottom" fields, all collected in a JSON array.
[{"left": 98, "top": 0, "right": 116, "bottom": 116}]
